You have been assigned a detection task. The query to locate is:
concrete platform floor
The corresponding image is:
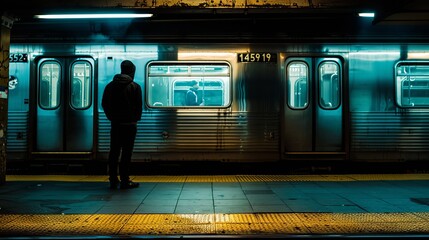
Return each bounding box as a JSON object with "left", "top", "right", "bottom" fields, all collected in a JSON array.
[{"left": 1, "top": 174, "right": 429, "bottom": 239}]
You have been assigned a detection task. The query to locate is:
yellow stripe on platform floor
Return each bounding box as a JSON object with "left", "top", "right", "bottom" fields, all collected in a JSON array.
[
  {"left": 1, "top": 213, "right": 429, "bottom": 236},
  {"left": 6, "top": 174, "right": 429, "bottom": 182}
]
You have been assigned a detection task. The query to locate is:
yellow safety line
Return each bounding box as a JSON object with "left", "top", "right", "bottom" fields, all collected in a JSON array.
[
  {"left": 1, "top": 213, "right": 429, "bottom": 236},
  {"left": 6, "top": 174, "right": 429, "bottom": 182}
]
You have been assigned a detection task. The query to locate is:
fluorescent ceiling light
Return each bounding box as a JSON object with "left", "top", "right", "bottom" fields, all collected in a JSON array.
[
  {"left": 35, "top": 13, "right": 153, "bottom": 19},
  {"left": 358, "top": 12, "right": 375, "bottom": 18}
]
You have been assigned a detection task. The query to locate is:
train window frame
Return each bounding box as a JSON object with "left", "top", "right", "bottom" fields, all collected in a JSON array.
[
  {"left": 395, "top": 61, "right": 429, "bottom": 108},
  {"left": 318, "top": 61, "right": 341, "bottom": 110},
  {"left": 70, "top": 60, "right": 92, "bottom": 110},
  {"left": 145, "top": 61, "right": 232, "bottom": 108},
  {"left": 38, "top": 60, "right": 62, "bottom": 110},
  {"left": 287, "top": 61, "right": 309, "bottom": 110}
]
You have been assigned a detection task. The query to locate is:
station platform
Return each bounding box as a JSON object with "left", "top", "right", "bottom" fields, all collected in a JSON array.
[{"left": 1, "top": 174, "right": 429, "bottom": 239}]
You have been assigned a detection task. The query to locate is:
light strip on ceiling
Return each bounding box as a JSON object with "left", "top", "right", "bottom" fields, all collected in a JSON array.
[
  {"left": 35, "top": 13, "right": 153, "bottom": 19},
  {"left": 358, "top": 12, "right": 375, "bottom": 18}
]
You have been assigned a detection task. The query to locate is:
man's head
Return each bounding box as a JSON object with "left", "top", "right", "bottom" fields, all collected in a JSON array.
[
  {"left": 190, "top": 80, "right": 199, "bottom": 89},
  {"left": 121, "top": 60, "right": 136, "bottom": 79}
]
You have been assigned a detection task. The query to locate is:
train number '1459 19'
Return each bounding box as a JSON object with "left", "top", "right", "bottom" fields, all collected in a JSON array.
[{"left": 237, "top": 52, "right": 277, "bottom": 63}]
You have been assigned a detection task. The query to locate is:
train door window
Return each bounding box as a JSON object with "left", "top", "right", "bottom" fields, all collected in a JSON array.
[
  {"left": 395, "top": 62, "right": 429, "bottom": 107},
  {"left": 39, "top": 61, "right": 61, "bottom": 109},
  {"left": 146, "top": 61, "right": 231, "bottom": 108},
  {"left": 287, "top": 62, "right": 309, "bottom": 109},
  {"left": 70, "top": 61, "right": 92, "bottom": 109},
  {"left": 318, "top": 61, "right": 340, "bottom": 109}
]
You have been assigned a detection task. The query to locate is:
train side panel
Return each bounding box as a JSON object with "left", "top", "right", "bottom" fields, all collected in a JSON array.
[
  {"left": 96, "top": 45, "right": 282, "bottom": 162},
  {"left": 7, "top": 43, "right": 429, "bottom": 164},
  {"left": 7, "top": 47, "right": 31, "bottom": 160},
  {"left": 349, "top": 45, "right": 429, "bottom": 162}
]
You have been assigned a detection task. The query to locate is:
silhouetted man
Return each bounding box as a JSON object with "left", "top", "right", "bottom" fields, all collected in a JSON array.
[{"left": 102, "top": 60, "right": 142, "bottom": 189}]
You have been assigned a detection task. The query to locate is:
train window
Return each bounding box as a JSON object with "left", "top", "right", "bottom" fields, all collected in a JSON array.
[
  {"left": 70, "top": 61, "right": 92, "bottom": 109},
  {"left": 146, "top": 62, "right": 231, "bottom": 108},
  {"left": 396, "top": 62, "right": 429, "bottom": 107},
  {"left": 287, "top": 62, "right": 308, "bottom": 109},
  {"left": 39, "top": 61, "right": 61, "bottom": 109},
  {"left": 319, "top": 61, "right": 340, "bottom": 109}
]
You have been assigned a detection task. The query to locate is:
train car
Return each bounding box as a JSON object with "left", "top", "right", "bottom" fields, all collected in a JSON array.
[
  {"left": 6, "top": 11, "right": 429, "bottom": 166},
  {"left": 7, "top": 41, "right": 429, "bottom": 164}
]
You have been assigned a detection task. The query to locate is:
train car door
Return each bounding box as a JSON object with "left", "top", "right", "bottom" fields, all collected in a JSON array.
[
  {"left": 35, "top": 57, "right": 94, "bottom": 154},
  {"left": 283, "top": 57, "right": 344, "bottom": 159}
]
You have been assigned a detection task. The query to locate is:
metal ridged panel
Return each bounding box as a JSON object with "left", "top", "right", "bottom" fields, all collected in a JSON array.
[
  {"left": 351, "top": 112, "right": 429, "bottom": 152},
  {"left": 98, "top": 111, "right": 279, "bottom": 153},
  {"left": 97, "top": 114, "right": 110, "bottom": 152},
  {"left": 6, "top": 111, "right": 28, "bottom": 152}
]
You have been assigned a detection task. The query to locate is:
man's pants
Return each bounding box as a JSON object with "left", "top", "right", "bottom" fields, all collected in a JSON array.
[{"left": 108, "top": 123, "right": 137, "bottom": 183}]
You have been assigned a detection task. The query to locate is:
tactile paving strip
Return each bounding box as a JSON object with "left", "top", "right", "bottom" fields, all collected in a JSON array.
[
  {"left": 7, "top": 174, "right": 429, "bottom": 182},
  {"left": 297, "top": 212, "right": 427, "bottom": 223},
  {"left": 1, "top": 213, "right": 429, "bottom": 236},
  {"left": 133, "top": 176, "right": 187, "bottom": 182},
  {"left": 347, "top": 174, "right": 429, "bottom": 181}
]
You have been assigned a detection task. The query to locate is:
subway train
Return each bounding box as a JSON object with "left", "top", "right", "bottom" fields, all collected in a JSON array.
[
  {"left": 6, "top": 15, "right": 429, "bottom": 165},
  {"left": 7, "top": 42, "right": 429, "bottom": 164}
]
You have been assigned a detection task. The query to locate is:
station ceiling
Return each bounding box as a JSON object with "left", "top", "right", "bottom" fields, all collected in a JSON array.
[
  {"left": 3, "top": 0, "right": 429, "bottom": 25},
  {"left": 4, "top": 0, "right": 429, "bottom": 43}
]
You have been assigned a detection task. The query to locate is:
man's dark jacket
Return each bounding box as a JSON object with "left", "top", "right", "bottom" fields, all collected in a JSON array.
[
  {"left": 102, "top": 74, "right": 143, "bottom": 124},
  {"left": 185, "top": 87, "right": 199, "bottom": 106}
]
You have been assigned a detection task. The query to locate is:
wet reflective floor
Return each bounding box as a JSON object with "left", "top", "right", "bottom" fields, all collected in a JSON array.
[{"left": 1, "top": 174, "right": 429, "bottom": 239}]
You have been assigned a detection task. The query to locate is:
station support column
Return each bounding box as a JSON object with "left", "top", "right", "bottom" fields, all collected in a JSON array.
[{"left": 0, "top": 13, "right": 14, "bottom": 185}]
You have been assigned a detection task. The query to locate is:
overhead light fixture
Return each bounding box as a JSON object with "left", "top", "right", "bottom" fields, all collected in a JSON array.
[
  {"left": 358, "top": 12, "right": 375, "bottom": 18},
  {"left": 35, "top": 13, "right": 153, "bottom": 19}
]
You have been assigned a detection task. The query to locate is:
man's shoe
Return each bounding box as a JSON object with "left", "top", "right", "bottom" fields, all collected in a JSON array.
[{"left": 120, "top": 181, "right": 139, "bottom": 189}]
